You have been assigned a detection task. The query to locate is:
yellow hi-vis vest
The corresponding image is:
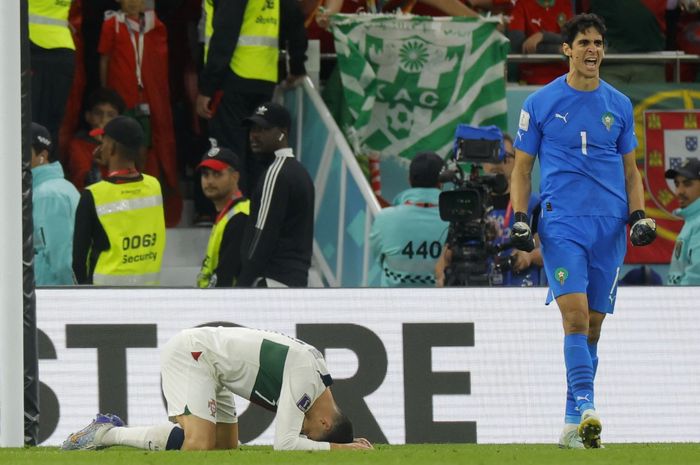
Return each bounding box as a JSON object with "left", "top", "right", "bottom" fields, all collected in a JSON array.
[
  {"left": 197, "top": 198, "right": 250, "bottom": 288},
  {"left": 230, "top": 0, "right": 279, "bottom": 82},
  {"left": 202, "top": 0, "right": 214, "bottom": 63},
  {"left": 28, "top": 0, "right": 75, "bottom": 50},
  {"left": 88, "top": 175, "right": 166, "bottom": 286}
]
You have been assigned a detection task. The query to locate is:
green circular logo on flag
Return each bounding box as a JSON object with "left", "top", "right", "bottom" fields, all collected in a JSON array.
[{"left": 555, "top": 267, "right": 569, "bottom": 285}]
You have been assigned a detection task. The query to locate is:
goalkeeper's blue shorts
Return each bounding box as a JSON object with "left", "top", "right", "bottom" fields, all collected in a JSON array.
[{"left": 539, "top": 215, "right": 626, "bottom": 314}]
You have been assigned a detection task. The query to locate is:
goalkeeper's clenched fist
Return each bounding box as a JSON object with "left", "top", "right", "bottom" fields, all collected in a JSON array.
[
  {"left": 510, "top": 212, "right": 535, "bottom": 252},
  {"left": 629, "top": 210, "right": 656, "bottom": 247}
]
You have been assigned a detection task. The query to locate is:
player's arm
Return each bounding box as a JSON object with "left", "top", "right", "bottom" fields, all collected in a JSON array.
[
  {"left": 273, "top": 372, "right": 330, "bottom": 451},
  {"left": 623, "top": 150, "right": 656, "bottom": 246},
  {"left": 510, "top": 150, "right": 535, "bottom": 214},
  {"left": 509, "top": 150, "right": 536, "bottom": 252},
  {"left": 623, "top": 151, "right": 645, "bottom": 213}
]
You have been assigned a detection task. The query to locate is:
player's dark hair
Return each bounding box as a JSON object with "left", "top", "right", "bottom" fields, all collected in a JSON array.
[
  {"left": 561, "top": 13, "right": 606, "bottom": 48},
  {"left": 320, "top": 410, "right": 354, "bottom": 444},
  {"left": 85, "top": 87, "right": 126, "bottom": 115}
]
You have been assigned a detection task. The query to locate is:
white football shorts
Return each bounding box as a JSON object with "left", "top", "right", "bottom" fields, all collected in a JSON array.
[{"left": 160, "top": 331, "right": 237, "bottom": 424}]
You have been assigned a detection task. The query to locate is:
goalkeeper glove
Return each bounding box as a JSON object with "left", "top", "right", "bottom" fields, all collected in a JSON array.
[
  {"left": 629, "top": 210, "right": 656, "bottom": 246},
  {"left": 510, "top": 212, "right": 535, "bottom": 252}
]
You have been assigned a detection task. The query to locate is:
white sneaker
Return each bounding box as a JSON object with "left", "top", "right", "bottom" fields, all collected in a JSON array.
[
  {"left": 558, "top": 424, "right": 584, "bottom": 449},
  {"left": 578, "top": 409, "right": 602, "bottom": 449}
]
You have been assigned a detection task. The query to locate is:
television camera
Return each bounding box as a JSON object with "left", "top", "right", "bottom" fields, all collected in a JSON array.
[{"left": 438, "top": 125, "right": 512, "bottom": 286}]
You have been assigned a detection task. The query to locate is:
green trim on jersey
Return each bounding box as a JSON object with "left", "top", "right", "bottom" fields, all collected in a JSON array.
[{"left": 249, "top": 339, "right": 289, "bottom": 411}]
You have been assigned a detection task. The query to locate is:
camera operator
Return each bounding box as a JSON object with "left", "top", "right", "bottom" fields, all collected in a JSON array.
[
  {"left": 435, "top": 132, "right": 543, "bottom": 287},
  {"left": 370, "top": 152, "right": 449, "bottom": 287},
  {"left": 481, "top": 134, "right": 543, "bottom": 286}
]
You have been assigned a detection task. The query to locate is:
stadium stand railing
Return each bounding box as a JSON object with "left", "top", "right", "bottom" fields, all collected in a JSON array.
[{"left": 282, "top": 78, "right": 382, "bottom": 287}]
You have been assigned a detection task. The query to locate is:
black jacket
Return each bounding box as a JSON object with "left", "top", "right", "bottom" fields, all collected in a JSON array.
[{"left": 238, "top": 149, "right": 314, "bottom": 287}]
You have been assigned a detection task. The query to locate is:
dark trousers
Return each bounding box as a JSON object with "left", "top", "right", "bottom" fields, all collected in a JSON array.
[
  {"left": 30, "top": 44, "right": 75, "bottom": 155},
  {"left": 209, "top": 87, "right": 271, "bottom": 196}
]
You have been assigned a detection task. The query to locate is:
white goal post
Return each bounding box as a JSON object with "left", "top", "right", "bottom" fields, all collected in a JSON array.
[{"left": 0, "top": 0, "right": 26, "bottom": 448}]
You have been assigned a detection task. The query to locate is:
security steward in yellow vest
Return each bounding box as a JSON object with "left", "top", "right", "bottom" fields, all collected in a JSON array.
[
  {"left": 196, "top": 143, "right": 250, "bottom": 287},
  {"left": 28, "top": 0, "right": 76, "bottom": 149},
  {"left": 73, "top": 116, "right": 166, "bottom": 285},
  {"left": 195, "top": 0, "right": 307, "bottom": 196}
]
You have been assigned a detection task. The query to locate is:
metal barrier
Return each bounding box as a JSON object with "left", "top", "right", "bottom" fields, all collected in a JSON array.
[
  {"left": 321, "top": 52, "right": 700, "bottom": 83},
  {"left": 282, "top": 77, "right": 382, "bottom": 287}
]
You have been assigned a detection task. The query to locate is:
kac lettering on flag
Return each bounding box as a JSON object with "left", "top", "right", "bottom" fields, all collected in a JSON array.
[{"left": 330, "top": 14, "right": 509, "bottom": 162}]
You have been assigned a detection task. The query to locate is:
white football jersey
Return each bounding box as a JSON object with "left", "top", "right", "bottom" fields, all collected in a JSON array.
[{"left": 182, "top": 326, "right": 333, "bottom": 450}]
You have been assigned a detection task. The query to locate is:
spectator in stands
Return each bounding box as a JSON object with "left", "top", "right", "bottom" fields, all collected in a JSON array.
[
  {"left": 370, "top": 152, "right": 448, "bottom": 287},
  {"left": 237, "top": 103, "right": 315, "bottom": 288},
  {"left": 28, "top": 0, "right": 76, "bottom": 154},
  {"left": 73, "top": 116, "right": 166, "bottom": 285},
  {"left": 508, "top": 0, "right": 574, "bottom": 85},
  {"left": 57, "top": 0, "right": 87, "bottom": 166},
  {"left": 583, "top": 0, "right": 669, "bottom": 85},
  {"left": 468, "top": 0, "right": 515, "bottom": 15},
  {"left": 673, "top": 0, "right": 700, "bottom": 81},
  {"left": 196, "top": 141, "right": 250, "bottom": 288},
  {"left": 307, "top": 0, "right": 367, "bottom": 56},
  {"left": 98, "top": 0, "right": 182, "bottom": 226},
  {"left": 67, "top": 87, "right": 125, "bottom": 191},
  {"left": 196, "top": 0, "right": 308, "bottom": 196},
  {"left": 665, "top": 158, "right": 700, "bottom": 285},
  {"left": 31, "top": 123, "right": 80, "bottom": 285},
  {"left": 383, "top": 0, "right": 479, "bottom": 15}
]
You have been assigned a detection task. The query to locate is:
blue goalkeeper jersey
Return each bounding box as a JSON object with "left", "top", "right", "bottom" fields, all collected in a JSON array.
[{"left": 514, "top": 75, "right": 637, "bottom": 219}]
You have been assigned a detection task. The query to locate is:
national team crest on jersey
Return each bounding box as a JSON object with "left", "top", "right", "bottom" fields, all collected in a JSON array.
[
  {"left": 208, "top": 399, "right": 217, "bottom": 417},
  {"left": 644, "top": 110, "right": 700, "bottom": 216},
  {"left": 601, "top": 112, "right": 614, "bottom": 131},
  {"left": 555, "top": 267, "right": 568, "bottom": 285}
]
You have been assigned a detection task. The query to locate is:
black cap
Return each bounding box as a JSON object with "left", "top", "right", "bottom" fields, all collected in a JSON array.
[
  {"left": 197, "top": 140, "right": 241, "bottom": 172},
  {"left": 665, "top": 158, "right": 700, "bottom": 181},
  {"left": 410, "top": 151, "right": 444, "bottom": 188},
  {"left": 90, "top": 115, "right": 144, "bottom": 151},
  {"left": 31, "top": 122, "right": 52, "bottom": 152},
  {"left": 243, "top": 102, "right": 291, "bottom": 130}
]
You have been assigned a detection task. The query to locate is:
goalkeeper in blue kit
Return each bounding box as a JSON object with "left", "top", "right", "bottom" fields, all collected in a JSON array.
[{"left": 509, "top": 13, "right": 656, "bottom": 449}]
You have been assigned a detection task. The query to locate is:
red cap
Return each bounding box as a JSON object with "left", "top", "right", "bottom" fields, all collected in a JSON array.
[{"left": 197, "top": 159, "right": 231, "bottom": 172}]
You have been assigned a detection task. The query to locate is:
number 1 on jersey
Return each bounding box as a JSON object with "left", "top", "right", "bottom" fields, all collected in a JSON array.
[{"left": 580, "top": 131, "right": 588, "bottom": 155}]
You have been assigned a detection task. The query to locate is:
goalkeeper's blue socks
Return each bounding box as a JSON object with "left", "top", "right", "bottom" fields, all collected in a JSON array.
[
  {"left": 564, "top": 334, "right": 595, "bottom": 413},
  {"left": 564, "top": 384, "right": 580, "bottom": 425},
  {"left": 588, "top": 341, "right": 598, "bottom": 395},
  {"left": 564, "top": 340, "right": 599, "bottom": 424}
]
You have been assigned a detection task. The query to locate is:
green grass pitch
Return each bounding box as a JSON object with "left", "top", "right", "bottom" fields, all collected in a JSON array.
[{"left": 2, "top": 444, "right": 700, "bottom": 465}]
